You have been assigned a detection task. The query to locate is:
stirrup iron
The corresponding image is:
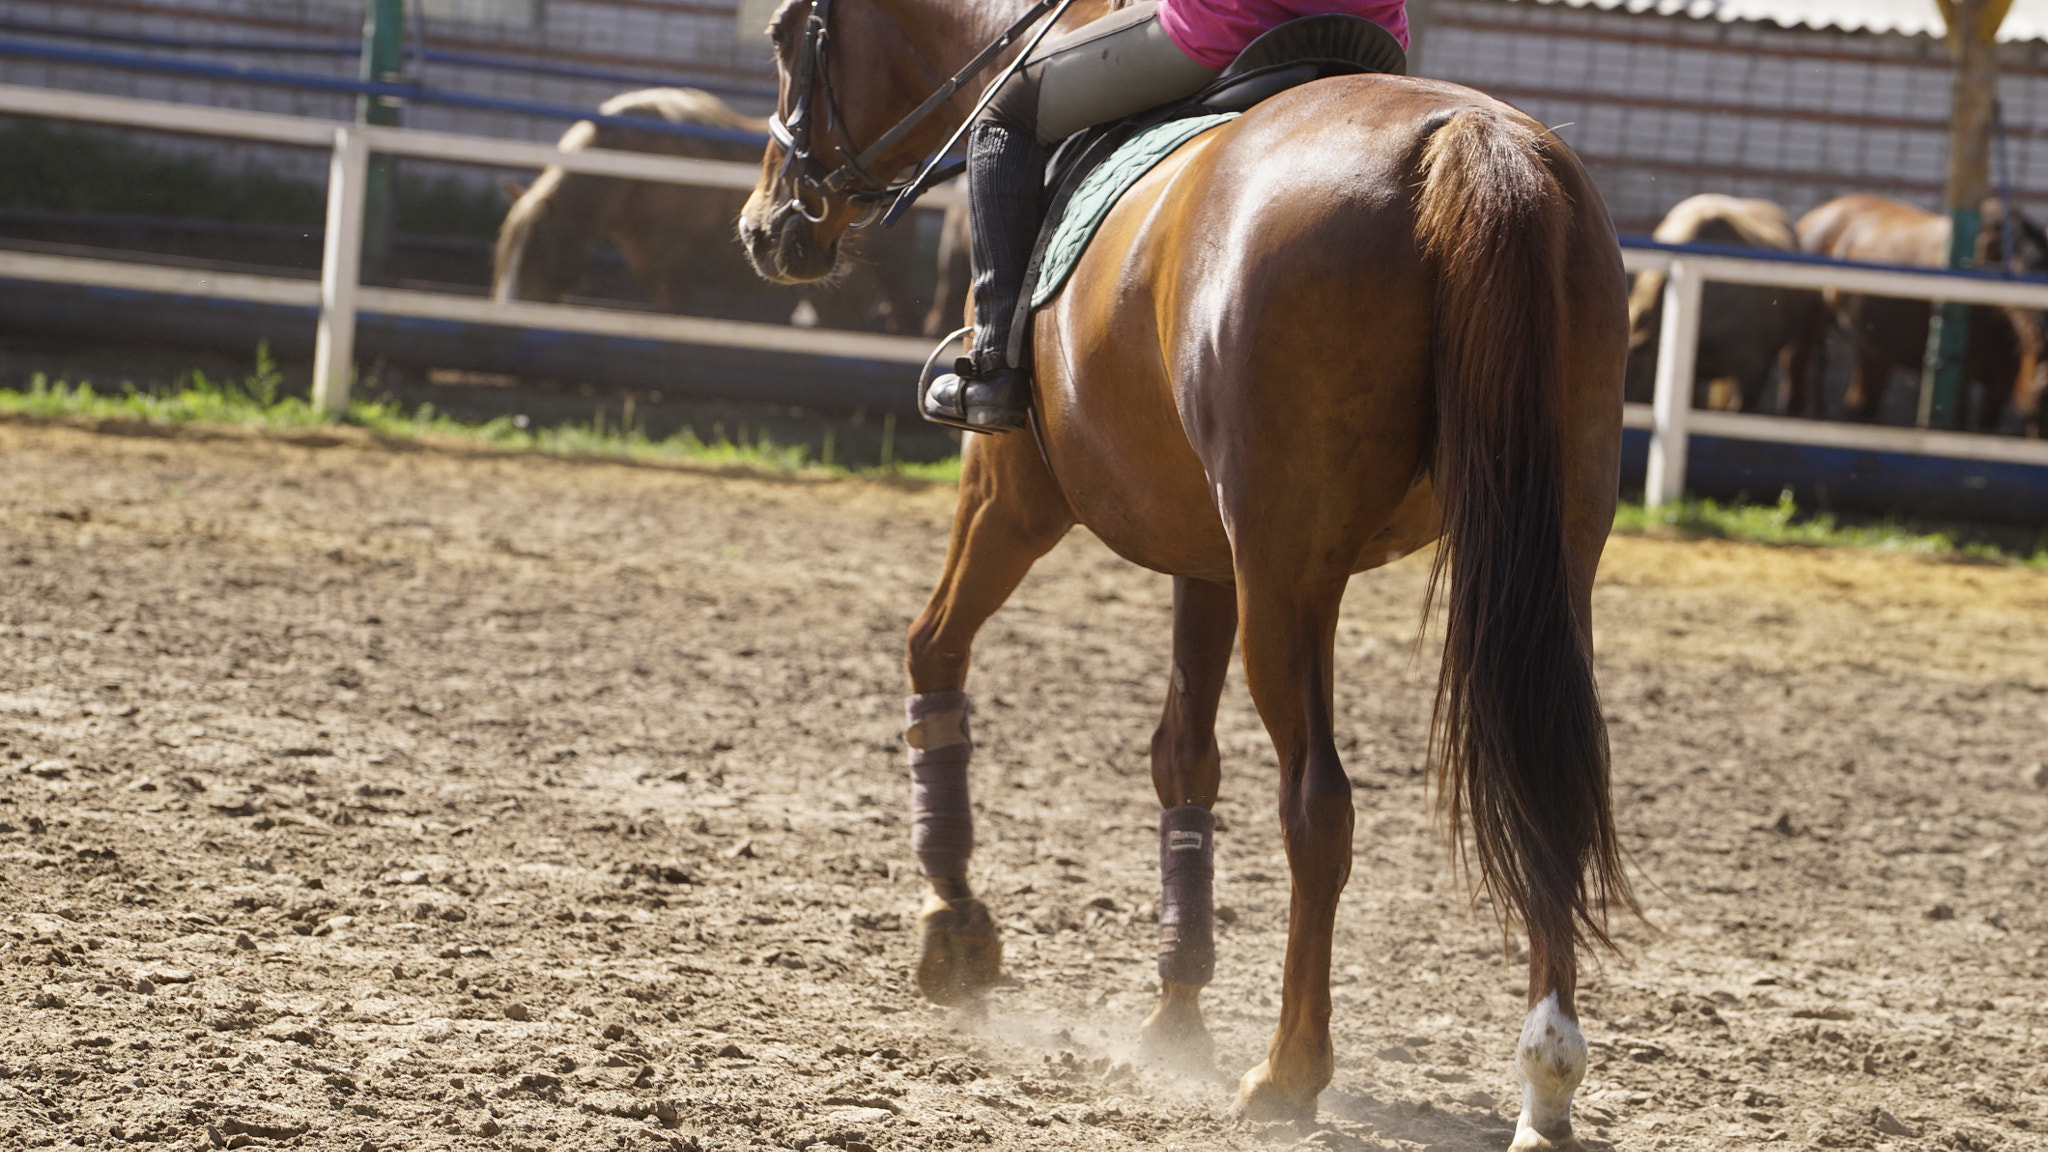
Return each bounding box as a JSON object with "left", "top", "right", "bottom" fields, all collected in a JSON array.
[{"left": 916, "top": 327, "right": 982, "bottom": 433}]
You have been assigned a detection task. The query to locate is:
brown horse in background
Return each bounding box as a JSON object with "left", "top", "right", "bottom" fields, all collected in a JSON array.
[
  {"left": 1626, "top": 194, "right": 1820, "bottom": 413},
  {"left": 1788, "top": 193, "right": 2048, "bottom": 434},
  {"left": 494, "top": 88, "right": 966, "bottom": 334},
  {"left": 741, "top": 0, "right": 1634, "bottom": 1143}
]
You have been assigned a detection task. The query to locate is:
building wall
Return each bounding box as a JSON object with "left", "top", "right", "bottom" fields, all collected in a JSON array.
[
  {"left": 1418, "top": 0, "right": 2048, "bottom": 233},
  {"left": 7, "top": 0, "right": 2048, "bottom": 236}
]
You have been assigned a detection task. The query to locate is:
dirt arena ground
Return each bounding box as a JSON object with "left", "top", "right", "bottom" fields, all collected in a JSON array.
[{"left": 0, "top": 418, "right": 2043, "bottom": 1152}]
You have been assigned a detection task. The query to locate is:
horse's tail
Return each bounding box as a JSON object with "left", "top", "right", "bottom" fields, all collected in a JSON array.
[{"left": 1412, "top": 107, "right": 1633, "bottom": 955}]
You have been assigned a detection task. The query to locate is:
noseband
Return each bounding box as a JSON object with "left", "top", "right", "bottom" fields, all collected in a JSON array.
[{"left": 767, "top": 0, "right": 1073, "bottom": 224}]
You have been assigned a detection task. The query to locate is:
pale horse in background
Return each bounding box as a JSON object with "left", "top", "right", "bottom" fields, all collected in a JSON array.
[
  {"left": 1624, "top": 194, "right": 1821, "bottom": 414},
  {"left": 494, "top": 87, "right": 966, "bottom": 335}
]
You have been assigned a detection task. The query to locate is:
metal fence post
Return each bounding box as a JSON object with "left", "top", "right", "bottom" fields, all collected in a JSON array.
[
  {"left": 312, "top": 126, "right": 368, "bottom": 416},
  {"left": 1645, "top": 258, "right": 1703, "bottom": 509},
  {"left": 357, "top": 0, "right": 405, "bottom": 282}
]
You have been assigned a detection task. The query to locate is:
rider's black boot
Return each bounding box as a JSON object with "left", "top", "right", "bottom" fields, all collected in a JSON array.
[{"left": 922, "top": 121, "right": 1044, "bottom": 434}]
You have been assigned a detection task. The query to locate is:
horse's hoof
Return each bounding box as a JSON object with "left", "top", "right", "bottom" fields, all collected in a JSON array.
[
  {"left": 1139, "top": 987, "right": 1215, "bottom": 1074},
  {"left": 915, "top": 895, "right": 1002, "bottom": 1006},
  {"left": 1508, "top": 1123, "right": 1590, "bottom": 1151},
  {"left": 1235, "top": 1061, "right": 1317, "bottom": 1124}
]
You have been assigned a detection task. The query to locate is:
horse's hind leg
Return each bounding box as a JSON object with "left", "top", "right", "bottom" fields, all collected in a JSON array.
[
  {"left": 1139, "top": 576, "right": 1236, "bottom": 1070},
  {"left": 1504, "top": 539, "right": 1611, "bottom": 1152},
  {"left": 904, "top": 433, "right": 1074, "bottom": 1006},
  {"left": 1230, "top": 566, "right": 1358, "bottom": 1122}
]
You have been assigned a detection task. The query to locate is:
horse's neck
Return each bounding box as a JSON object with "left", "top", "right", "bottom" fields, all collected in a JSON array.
[
  {"left": 880, "top": 0, "right": 1004, "bottom": 50},
  {"left": 877, "top": 0, "right": 1088, "bottom": 78}
]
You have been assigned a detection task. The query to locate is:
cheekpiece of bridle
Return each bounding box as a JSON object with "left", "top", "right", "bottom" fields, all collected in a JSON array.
[{"left": 768, "top": 0, "right": 1075, "bottom": 226}]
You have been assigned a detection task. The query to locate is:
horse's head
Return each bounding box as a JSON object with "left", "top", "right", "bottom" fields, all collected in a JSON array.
[
  {"left": 740, "top": 0, "right": 980, "bottom": 284},
  {"left": 1999, "top": 201, "right": 2048, "bottom": 276},
  {"left": 493, "top": 153, "right": 606, "bottom": 304},
  {"left": 1971, "top": 195, "right": 2048, "bottom": 275}
]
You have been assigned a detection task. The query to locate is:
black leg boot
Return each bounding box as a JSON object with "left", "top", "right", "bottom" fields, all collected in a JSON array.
[{"left": 922, "top": 121, "right": 1045, "bottom": 434}]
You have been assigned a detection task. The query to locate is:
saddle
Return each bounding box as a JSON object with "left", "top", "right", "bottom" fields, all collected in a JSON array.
[{"left": 1016, "top": 15, "right": 1408, "bottom": 323}]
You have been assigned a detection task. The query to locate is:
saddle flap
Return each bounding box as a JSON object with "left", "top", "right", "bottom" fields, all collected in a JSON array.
[{"left": 1199, "top": 63, "right": 1318, "bottom": 115}]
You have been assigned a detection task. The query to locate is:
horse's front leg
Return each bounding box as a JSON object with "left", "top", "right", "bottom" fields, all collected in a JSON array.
[
  {"left": 903, "top": 432, "right": 1073, "bottom": 1006},
  {"left": 1138, "top": 576, "right": 1236, "bottom": 1070},
  {"left": 1846, "top": 344, "right": 1887, "bottom": 422}
]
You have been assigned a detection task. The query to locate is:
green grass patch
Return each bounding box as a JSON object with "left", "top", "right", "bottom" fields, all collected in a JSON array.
[
  {"left": 0, "top": 346, "right": 959, "bottom": 482},
  {"left": 1615, "top": 489, "right": 2047, "bottom": 569},
  {"left": 1, "top": 352, "right": 2038, "bottom": 563}
]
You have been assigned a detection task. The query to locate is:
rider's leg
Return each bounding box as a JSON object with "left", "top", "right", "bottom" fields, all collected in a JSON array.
[
  {"left": 921, "top": 117, "right": 1045, "bottom": 434},
  {"left": 923, "top": 1, "right": 1216, "bottom": 433}
]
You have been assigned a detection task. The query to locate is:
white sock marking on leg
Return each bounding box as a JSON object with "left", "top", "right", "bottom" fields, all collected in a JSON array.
[{"left": 1516, "top": 991, "right": 1586, "bottom": 1139}]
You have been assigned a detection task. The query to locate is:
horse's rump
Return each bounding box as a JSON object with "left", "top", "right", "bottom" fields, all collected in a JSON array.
[
  {"left": 1627, "top": 194, "right": 1795, "bottom": 325},
  {"left": 1035, "top": 78, "right": 1584, "bottom": 571}
]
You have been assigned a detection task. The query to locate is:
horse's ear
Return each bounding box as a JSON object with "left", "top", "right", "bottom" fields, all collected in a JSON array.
[{"left": 499, "top": 178, "right": 529, "bottom": 203}]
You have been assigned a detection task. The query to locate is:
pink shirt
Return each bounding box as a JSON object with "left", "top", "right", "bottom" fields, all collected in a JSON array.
[{"left": 1157, "top": 0, "right": 1408, "bottom": 71}]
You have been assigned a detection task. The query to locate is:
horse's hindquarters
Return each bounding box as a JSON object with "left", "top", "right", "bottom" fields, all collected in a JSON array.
[{"left": 1034, "top": 79, "right": 1449, "bottom": 580}]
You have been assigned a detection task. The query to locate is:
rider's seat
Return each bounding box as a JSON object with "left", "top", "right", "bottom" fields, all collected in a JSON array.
[{"left": 1197, "top": 14, "right": 1409, "bottom": 114}]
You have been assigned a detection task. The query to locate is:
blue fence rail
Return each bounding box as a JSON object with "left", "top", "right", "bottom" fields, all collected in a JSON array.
[
  {"left": 0, "top": 18, "right": 776, "bottom": 102},
  {"left": 0, "top": 36, "right": 773, "bottom": 147}
]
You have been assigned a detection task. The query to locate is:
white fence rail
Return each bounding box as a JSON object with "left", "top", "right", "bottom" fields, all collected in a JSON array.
[
  {"left": 2, "top": 81, "right": 2047, "bottom": 502},
  {"left": 1619, "top": 247, "right": 2048, "bottom": 505},
  {"left": 0, "top": 83, "right": 960, "bottom": 411}
]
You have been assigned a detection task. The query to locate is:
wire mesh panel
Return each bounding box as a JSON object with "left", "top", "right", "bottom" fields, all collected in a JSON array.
[
  {"left": 0, "top": 0, "right": 779, "bottom": 140},
  {"left": 0, "top": 1, "right": 974, "bottom": 403},
  {"left": 1418, "top": 0, "right": 2048, "bottom": 234},
  {"left": 0, "top": 0, "right": 786, "bottom": 285}
]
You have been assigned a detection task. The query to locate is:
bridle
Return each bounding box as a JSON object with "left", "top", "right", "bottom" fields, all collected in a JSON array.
[
  {"left": 766, "top": 0, "right": 1074, "bottom": 225},
  {"left": 767, "top": 0, "right": 901, "bottom": 222}
]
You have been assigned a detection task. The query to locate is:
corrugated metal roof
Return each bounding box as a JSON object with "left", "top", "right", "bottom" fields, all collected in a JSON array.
[{"left": 1524, "top": 0, "right": 2048, "bottom": 43}]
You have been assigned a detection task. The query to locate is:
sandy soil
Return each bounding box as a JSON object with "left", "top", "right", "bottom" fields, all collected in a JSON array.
[{"left": 0, "top": 418, "right": 2043, "bottom": 1152}]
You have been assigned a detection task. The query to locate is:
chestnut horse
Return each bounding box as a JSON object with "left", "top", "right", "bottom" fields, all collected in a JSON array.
[
  {"left": 741, "top": 0, "right": 1633, "bottom": 1142},
  {"left": 1789, "top": 193, "right": 2048, "bottom": 433}
]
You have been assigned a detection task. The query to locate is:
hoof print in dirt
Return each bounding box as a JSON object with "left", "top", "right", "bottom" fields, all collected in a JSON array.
[{"left": 208, "top": 1114, "right": 308, "bottom": 1147}]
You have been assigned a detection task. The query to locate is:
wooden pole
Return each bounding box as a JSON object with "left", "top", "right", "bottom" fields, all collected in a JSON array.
[{"left": 1921, "top": 0, "right": 2011, "bottom": 429}]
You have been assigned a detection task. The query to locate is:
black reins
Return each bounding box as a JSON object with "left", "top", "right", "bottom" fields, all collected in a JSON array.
[{"left": 768, "top": 0, "right": 1075, "bottom": 224}]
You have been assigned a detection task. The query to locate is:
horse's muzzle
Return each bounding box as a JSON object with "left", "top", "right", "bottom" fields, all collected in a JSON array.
[{"left": 740, "top": 199, "right": 842, "bottom": 285}]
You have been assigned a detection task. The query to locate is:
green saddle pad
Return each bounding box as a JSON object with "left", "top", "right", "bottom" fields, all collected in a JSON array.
[{"left": 1029, "top": 112, "right": 1240, "bottom": 309}]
